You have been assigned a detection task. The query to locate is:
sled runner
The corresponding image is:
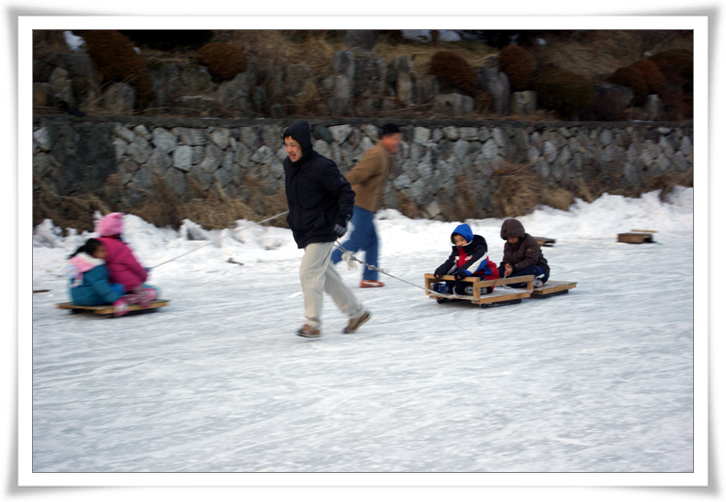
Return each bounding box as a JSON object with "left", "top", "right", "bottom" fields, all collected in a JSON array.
[
  {"left": 424, "top": 274, "right": 535, "bottom": 308},
  {"left": 57, "top": 300, "right": 170, "bottom": 317},
  {"left": 618, "top": 232, "right": 654, "bottom": 244},
  {"left": 530, "top": 280, "right": 578, "bottom": 298},
  {"left": 533, "top": 236, "right": 556, "bottom": 247}
]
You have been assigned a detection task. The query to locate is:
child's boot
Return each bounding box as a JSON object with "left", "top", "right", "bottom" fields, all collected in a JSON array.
[
  {"left": 113, "top": 298, "right": 129, "bottom": 317},
  {"left": 130, "top": 287, "right": 157, "bottom": 308}
]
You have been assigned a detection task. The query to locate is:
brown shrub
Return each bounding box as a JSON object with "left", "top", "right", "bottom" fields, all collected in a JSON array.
[
  {"left": 648, "top": 49, "right": 693, "bottom": 83},
  {"left": 648, "top": 49, "right": 693, "bottom": 120},
  {"left": 630, "top": 59, "right": 665, "bottom": 95},
  {"left": 429, "top": 50, "right": 477, "bottom": 95},
  {"left": 498, "top": 45, "right": 535, "bottom": 91},
  {"left": 533, "top": 67, "right": 595, "bottom": 120},
  {"left": 198, "top": 42, "right": 247, "bottom": 81},
  {"left": 610, "top": 65, "right": 648, "bottom": 105},
  {"left": 84, "top": 30, "right": 156, "bottom": 108}
]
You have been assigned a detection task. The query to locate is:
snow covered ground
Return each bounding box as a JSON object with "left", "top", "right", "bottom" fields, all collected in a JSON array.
[{"left": 26, "top": 188, "right": 697, "bottom": 479}]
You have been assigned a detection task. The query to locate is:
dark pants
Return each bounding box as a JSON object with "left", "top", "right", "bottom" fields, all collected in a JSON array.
[
  {"left": 438, "top": 280, "right": 493, "bottom": 296},
  {"left": 331, "top": 206, "right": 379, "bottom": 281},
  {"left": 498, "top": 265, "right": 549, "bottom": 288}
]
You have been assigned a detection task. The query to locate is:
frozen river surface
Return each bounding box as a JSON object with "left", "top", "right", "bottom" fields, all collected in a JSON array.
[{"left": 29, "top": 189, "right": 694, "bottom": 473}]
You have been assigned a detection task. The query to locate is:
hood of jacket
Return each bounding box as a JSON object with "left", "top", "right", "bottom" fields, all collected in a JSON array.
[
  {"left": 282, "top": 121, "right": 313, "bottom": 165},
  {"left": 451, "top": 223, "right": 474, "bottom": 245},
  {"left": 66, "top": 252, "right": 104, "bottom": 286},
  {"left": 500, "top": 218, "right": 526, "bottom": 240}
]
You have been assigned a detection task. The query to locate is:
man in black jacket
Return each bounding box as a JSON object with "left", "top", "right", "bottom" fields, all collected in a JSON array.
[{"left": 282, "top": 121, "right": 371, "bottom": 338}]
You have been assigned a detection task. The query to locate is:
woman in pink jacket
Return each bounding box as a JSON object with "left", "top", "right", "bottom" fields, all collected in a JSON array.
[{"left": 96, "top": 212, "right": 159, "bottom": 307}]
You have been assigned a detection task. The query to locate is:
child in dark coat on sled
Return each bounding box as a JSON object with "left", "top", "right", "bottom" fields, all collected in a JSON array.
[
  {"left": 65, "top": 238, "right": 135, "bottom": 317},
  {"left": 498, "top": 218, "right": 550, "bottom": 288},
  {"left": 433, "top": 223, "right": 499, "bottom": 296}
]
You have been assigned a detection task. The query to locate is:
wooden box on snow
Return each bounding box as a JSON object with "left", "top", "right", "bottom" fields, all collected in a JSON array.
[
  {"left": 533, "top": 236, "right": 556, "bottom": 247},
  {"left": 618, "top": 232, "right": 654, "bottom": 244}
]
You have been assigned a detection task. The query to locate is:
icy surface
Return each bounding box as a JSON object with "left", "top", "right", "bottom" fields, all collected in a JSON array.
[{"left": 31, "top": 189, "right": 694, "bottom": 473}]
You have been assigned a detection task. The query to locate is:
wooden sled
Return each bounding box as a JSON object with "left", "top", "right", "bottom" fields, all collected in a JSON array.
[
  {"left": 533, "top": 236, "right": 556, "bottom": 247},
  {"left": 618, "top": 232, "right": 654, "bottom": 244},
  {"left": 57, "top": 299, "right": 170, "bottom": 317},
  {"left": 530, "top": 280, "right": 578, "bottom": 299},
  {"left": 424, "top": 274, "right": 534, "bottom": 308}
]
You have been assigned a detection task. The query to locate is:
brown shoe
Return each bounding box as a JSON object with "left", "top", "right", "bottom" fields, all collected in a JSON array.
[
  {"left": 343, "top": 311, "right": 371, "bottom": 334},
  {"left": 296, "top": 324, "right": 321, "bottom": 338},
  {"left": 360, "top": 280, "right": 385, "bottom": 288}
]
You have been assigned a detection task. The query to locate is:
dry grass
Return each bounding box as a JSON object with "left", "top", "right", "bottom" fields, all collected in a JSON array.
[
  {"left": 491, "top": 161, "right": 545, "bottom": 218},
  {"left": 215, "top": 30, "right": 347, "bottom": 80},
  {"left": 533, "top": 30, "right": 692, "bottom": 81},
  {"left": 127, "top": 176, "right": 289, "bottom": 230},
  {"left": 33, "top": 175, "right": 111, "bottom": 233},
  {"left": 540, "top": 187, "right": 576, "bottom": 211},
  {"left": 33, "top": 30, "right": 70, "bottom": 56},
  {"left": 373, "top": 37, "right": 498, "bottom": 74},
  {"left": 132, "top": 196, "right": 282, "bottom": 230},
  {"left": 642, "top": 165, "right": 694, "bottom": 200},
  {"left": 35, "top": 172, "right": 290, "bottom": 232}
]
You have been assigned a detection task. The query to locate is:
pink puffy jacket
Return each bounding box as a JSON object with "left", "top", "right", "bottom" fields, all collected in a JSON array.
[{"left": 99, "top": 237, "right": 148, "bottom": 293}]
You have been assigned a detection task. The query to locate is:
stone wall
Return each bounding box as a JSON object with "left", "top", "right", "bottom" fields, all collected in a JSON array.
[{"left": 32, "top": 115, "right": 693, "bottom": 226}]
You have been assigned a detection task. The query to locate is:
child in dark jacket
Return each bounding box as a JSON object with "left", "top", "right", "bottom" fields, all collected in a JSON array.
[
  {"left": 434, "top": 223, "right": 499, "bottom": 296},
  {"left": 498, "top": 218, "right": 550, "bottom": 288},
  {"left": 65, "top": 238, "right": 132, "bottom": 316}
]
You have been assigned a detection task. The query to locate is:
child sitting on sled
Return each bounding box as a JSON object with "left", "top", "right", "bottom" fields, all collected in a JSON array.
[
  {"left": 95, "top": 212, "right": 159, "bottom": 307},
  {"left": 498, "top": 218, "right": 550, "bottom": 288},
  {"left": 65, "top": 238, "right": 136, "bottom": 317},
  {"left": 433, "top": 223, "right": 499, "bottom": 296}
]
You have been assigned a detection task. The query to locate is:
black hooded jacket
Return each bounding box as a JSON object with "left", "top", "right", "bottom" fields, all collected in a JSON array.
[
  {"left": 499, "top": 218, "right": 549, "bottom": 274},
  {"left": 282, "top": 121, "right": 355, "bottom": 248}
]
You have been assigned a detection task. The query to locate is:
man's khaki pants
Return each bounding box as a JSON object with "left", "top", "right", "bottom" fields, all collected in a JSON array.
[{"left": 300, "top": 241, "right": 365, "bottom": 330}]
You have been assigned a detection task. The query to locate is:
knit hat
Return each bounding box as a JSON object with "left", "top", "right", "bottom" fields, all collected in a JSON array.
[{"left": 96, "top": 212, "right": 124, "bottom": 237}]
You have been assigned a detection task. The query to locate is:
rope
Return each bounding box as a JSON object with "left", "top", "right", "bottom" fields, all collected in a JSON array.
[
  {"left": 148, "top": 213, "right": 462, "bottom": 300},
  {"left": 149, "top": 211, "right": 289, "bottom": 270},
  {"left": 334, "top": 241, "right": 460, "bottom": 299}
]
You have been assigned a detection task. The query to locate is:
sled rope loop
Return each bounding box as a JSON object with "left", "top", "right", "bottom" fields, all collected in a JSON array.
[
  {"left": 334, "top": 242, "right": 454, "bottom": 298},
  {"left": 150, "top": 211, "right": 290, "bottom": 270}
]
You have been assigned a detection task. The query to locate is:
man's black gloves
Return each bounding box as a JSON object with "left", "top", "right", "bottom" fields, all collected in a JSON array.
[{"left": 333, "top": 223, "right": 347, "bottom": 238}]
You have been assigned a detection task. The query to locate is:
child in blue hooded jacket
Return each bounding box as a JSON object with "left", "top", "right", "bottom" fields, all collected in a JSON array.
[
  {"left": 65, "top": 238, "right": 133, "bottom": 316},
  {"left": 433, "top": 223, "right": 500, "bottom": 296}
]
